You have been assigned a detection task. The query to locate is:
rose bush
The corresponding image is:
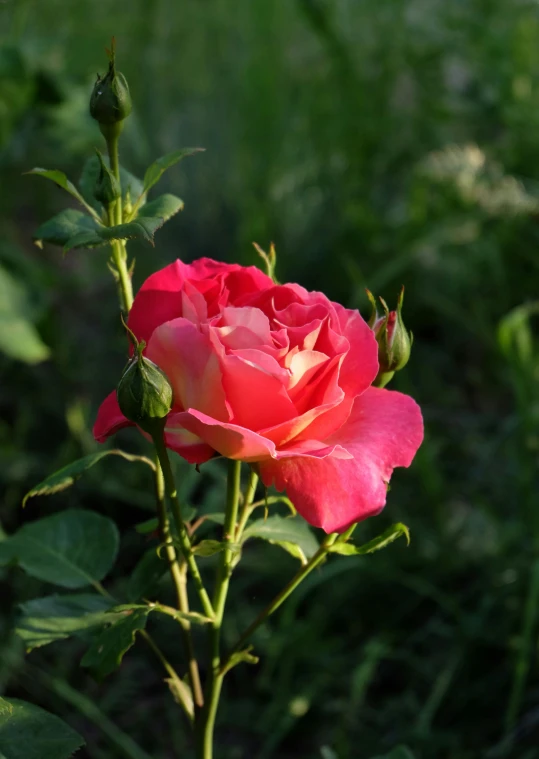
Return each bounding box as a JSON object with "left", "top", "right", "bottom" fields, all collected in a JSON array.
[{"left": 94, "top": 258, "right": 423, "bottom": 532}]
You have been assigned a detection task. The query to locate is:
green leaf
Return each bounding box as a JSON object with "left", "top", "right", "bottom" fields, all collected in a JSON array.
[
  {"left": 270, "top": 540, "right": 310, "bottom": 565},
  {"left": 34, "top": 209, "right": 101, "bottom": 248},
  {"left": 78, "top": 155, "right": 144, "bottom": 212},
  {"left": 0, "top": 509, "right": 119, "bottom": 589},
  {"left": 0, "top": 697, "right": 85, "bottom": 759},
  {"left": 242, "top": 515, "right": 319, "bottom": 562},
  {"left": 221, "top": 646, "right": 259, "bottom": 676},
  {"left": 329, "top": 523, "right": 410, "bottom": 556},
  {"left": 23, "top": 449, "right": 155, "bottom": 507},
  {"left": 63, "top": 216, "right": 168, "bottom": 251},
  {"left": 0, "top": 265, "right": 50, "bottom": 364},
  {"left": 16, "top": 594, "right": 115, "bottom": 650},
  {"left": 142, "top": 148, "right": 204, "bottom": 195},
  {"left": 199, "top": 513, "right": 225, "bottom": 525},
  {"left": 192, "top": 539, "right": 227, "bottom": 557},
  {"left": 26, "top": 168, "right": 100, "bottom": 221},
  {"left": 135, "top": 193, "right": 184, "bottom": 222},
  {"left": 81, "top": 607, "right": 149, "bottom": 679},
  {"left": 126, "top": 549, "right": 167, "bottom": 602},
  {"left": 135, "top": 517, "right": 159, "bottom": 535},
  {"left": 81, "top": 599, "right": 213, "bottom": 679}
]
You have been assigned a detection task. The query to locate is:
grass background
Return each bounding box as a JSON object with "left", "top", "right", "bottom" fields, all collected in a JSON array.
[{"left": 1, "top": 0, "right": 539, "bottom": 757}]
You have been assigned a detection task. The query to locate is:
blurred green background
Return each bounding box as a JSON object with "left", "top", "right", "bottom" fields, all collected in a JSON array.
[{"left": 1, "top": 0, "right": 539, "bottom": 757}]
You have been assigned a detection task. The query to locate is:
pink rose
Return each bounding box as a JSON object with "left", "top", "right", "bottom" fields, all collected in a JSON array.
[{"left": 94, "top": 258, "right": 423, "bottom": 533}]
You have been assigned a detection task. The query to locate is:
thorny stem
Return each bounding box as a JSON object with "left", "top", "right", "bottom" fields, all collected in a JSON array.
[
  {"left": 234, "top": 468, "right": 259, "bottom": 541},
  {"left": 106, "top": 132, "right": 133, "bottom": 311},
  {"left": 196, "top": 459, "right": 242, "bottom": 759},
  {"left": 152, "top": 431, "right": 215, "bottom": 620},
  {"left": 154, "top": 457, "right": 204, "bottom": 710}
]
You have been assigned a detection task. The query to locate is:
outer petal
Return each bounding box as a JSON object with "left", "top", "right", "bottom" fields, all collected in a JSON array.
[
  {"left": 174, "top": 410, "right": 352, "bottom": 463},
  {"left": 258, "top": 387, "right": 424, "bottom": 533},
  {"left": 128, "top": 259, "right": 274, "bottom": 346},
  {"left": 93, "top": 391, "right": 134, "bottom": 442},
  {"left": 174, "top": 409, "right": 278, "bottom": 461},
  {"left": 93, "top": 393, "right": 215, "bottom": 464},
  {"left": 163, "top": 412, "right": 216, "bottom": 464},
  {"left": 128, "top": 260, "right": 188, "bottom": 347},
  {"left": 331, "top": 303, "right": 379, "bottom": 397}
]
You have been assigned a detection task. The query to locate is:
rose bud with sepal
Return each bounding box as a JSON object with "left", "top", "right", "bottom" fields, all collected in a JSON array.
[
  {"left": 367, "top": 286, "right": 413, "bottom": 388},
  {"left": 117, "top": 336, "right": 173, "bottom": 437},
  {"left": 90, "top": 38, "right": 132, "bottom": 138}
]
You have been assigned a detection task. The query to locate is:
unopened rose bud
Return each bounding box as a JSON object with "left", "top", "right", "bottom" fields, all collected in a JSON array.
[
  {"left": 94, "top": 149, "right": 120, "bottom": 206},
  {"left": 117, "top": 343, "right": 173, "bottom": 436},
  {"left": 89, "top": 41, "right": 132, "bottom": 137},
  {"left": 366, "top": 287, "right": 413, "bottom": 388}
]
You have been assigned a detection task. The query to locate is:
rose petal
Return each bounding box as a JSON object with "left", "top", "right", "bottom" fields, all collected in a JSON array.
[
  {"left": 331, "top": 303, "right": 379, "bottom": 397},
  {"left": 93, "top": 391, "right": 134, "bottom": 442},
  {"left": 258, "top": 387, "right": 424, "bottom": 533},
  {"left": 218, "top": 351, "right": 297, "bottom": 430},
  {"left": 146, "top": 318, "right": 230, "bottom": 422},
  {"left": 128, "top": 259, "right": 274, "bottom": 346},
  {"left": 128, "top": 260, "right": 187, "bottom": 346},
  {"left": 163, "top": 412, "right": 216, "bottom": 464},
  {"left": 175, "top": 409, "right": 278, "bottom": 462}
]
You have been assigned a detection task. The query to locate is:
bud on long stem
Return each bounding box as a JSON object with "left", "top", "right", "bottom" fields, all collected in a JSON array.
[{"left": 90, "top": 38, "right": 132, "bottom": 137}]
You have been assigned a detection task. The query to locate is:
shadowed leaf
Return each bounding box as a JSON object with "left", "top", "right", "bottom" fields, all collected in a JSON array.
[
  {"left": 0, "top": 509, "right": 119, "bottom": 589},
  {"left": 0, "top": 698, "right": 85, "bottom": 759},
  {"left": 34, "top": 209, "right": 101, "bottom": 248},
  {"left": 23, "top": 449, "right": 155, "bottom": 507},
  {"left": 242, "top": 515, "right": 319, "bottom": 563},
  {"left": 16, "top": 594, "right": 115, "bottom": 650}
]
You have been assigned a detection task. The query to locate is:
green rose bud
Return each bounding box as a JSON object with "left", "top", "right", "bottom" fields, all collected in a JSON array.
[
  {"left": 366, "top": 286, "right": 413, "bottom": 389},
  {"left": 89, "top": 40, "right": 132, "bottom": 137},
  {"left": 94, "top": 149, "right": 120, "bottom": 206},
  {"left": 117, "top": 342, "right": 173, "bottom": 436}
]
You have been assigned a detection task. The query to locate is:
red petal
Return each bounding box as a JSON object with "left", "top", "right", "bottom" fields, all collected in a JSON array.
[
  {"left": 93, "top": 391, "right": 134, "bottom": 442},
  {"left": 259, "top": 387, "right": 423, "bottom": 533}
]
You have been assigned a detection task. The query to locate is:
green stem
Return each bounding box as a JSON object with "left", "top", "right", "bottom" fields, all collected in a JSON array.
[
  {"left": 214, "top": 458, "right": 242, "bottom": 618},
  {"left": 152, "top": 431, "right": 215, "bottom": 620},
  {"left": 155, "top": 457, "right": 204, "bottom": 710},
  {"left": 223, "top": 532, "right": 339, "bottom": 668},
  {"left": 234, "top": 468, "right": 259, "bottom": 541},
  {"left": 105, "top": 132, "right": 133, "bottom": 312},
  {"left": 196, "top": 460, "right": 242, "bottom": 759}
]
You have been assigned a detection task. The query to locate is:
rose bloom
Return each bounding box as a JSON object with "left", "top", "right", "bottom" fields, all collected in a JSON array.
[{"left": 94, "top": 258, "right": 423, "bottom": 533}]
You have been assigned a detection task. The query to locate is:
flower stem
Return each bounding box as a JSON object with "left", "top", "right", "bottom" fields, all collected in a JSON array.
[
  {"left": 196, "top": 459, "right": 242, "bottom": 759},
  {"left": 105, "top": 132, "right": 133, "bottom": 312},
  {"left": 234, "top": 468, "right": 258, "bottom": 541},
  {"left": 152, "top": 431, "right": 215, "bottom": 620},
  {"left": 222, "top": 532, "right": 339, "bottom": 669},
  {"left": 154, "top": 457, "right": 204, "bottom": 709}
]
